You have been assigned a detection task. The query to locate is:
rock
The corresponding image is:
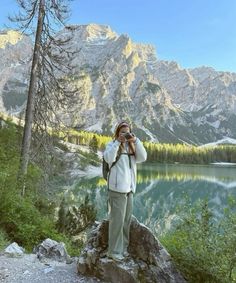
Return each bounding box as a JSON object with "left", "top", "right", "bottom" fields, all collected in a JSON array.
[
  {"left": 23, "top": 270, "right": 31, "bottom": 275},
  {"left": 0, "top": 118, "right": 7, "bottom": 128},
  {"left": 33, "top": 238, "right": 71, "bottom": 263},
  {"left": 0, "top": 267, "right": 10, "bottom": 281},
  {"left": 4, "top": 242, "right": 25, "bottom": 257},
  {"left": 43, "top": 266, "right": 54, "bottom": 274},
  {"left": 77, "top": 217, "right": 187, "bottom": 283}
]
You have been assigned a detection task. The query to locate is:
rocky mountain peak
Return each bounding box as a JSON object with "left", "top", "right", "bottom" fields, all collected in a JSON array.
[
  {"left": 65, "top": 23, "right": 118, "bottom": 42},
  {"left": 0, "top": 30, "right": 24, "bottom": 49},
  {"left": 1, "top": 24, "right": 236, "bottom": 144}
]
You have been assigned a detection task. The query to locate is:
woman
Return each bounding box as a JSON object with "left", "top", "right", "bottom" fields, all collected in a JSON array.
[{"left": 103, "top": 121, "right": 147, "bottom": 261}]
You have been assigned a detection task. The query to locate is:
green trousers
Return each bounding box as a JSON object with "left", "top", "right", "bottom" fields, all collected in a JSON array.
[{"left": 107, "top": 190, "right": 133, "bottom": 256}]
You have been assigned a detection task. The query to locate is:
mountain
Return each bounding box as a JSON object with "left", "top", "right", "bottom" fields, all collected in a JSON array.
[
  {"left": 0, "top": 24, "right": 236, "bottom": 144},
  {"left": 0, "top": 30, "right": 32, "bottom": 114},
  {"left": 198, "top": 137, "right": 236, "bottom": 147}
]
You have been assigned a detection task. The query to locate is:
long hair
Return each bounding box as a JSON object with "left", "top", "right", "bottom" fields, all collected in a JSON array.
[{"left": 114, "top": 121, "right": 135, "bottom": 156}]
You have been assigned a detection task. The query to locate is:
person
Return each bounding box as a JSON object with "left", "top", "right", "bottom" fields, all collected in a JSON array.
[{"left": 103, "top": 121, "right": 147, "bottom": 261}]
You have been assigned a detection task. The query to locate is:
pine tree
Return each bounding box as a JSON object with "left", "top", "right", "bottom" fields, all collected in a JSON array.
[
  {"left": 10, "top": 0, "right": 77, "bottom": 195},
  {"left": 89, "top": 135, "right": 98, "bottom": 153}
]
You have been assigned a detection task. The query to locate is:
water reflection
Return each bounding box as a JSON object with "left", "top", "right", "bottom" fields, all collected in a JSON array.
[
  {"left": 68, "top": 163, "right": 236, "bottom": 235},
  {"left": 137, "top": 163, "right": 236, "bottom": 183}
]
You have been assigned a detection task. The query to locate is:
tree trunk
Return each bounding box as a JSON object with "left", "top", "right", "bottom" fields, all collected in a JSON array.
[{"left": 17, "top": 0, "right": 45, "bottom": 196}]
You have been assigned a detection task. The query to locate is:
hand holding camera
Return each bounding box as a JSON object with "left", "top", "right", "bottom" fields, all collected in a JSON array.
[
  {"left": 124, "top": 132, "right": 133, "bottom": 140},
  {"left": 118, "top": 132, "right": 136, "bottom": 143}
]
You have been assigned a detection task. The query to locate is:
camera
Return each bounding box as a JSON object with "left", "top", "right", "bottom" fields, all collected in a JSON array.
[{"left": 124, "top": 132, "right": 133, "bottom": 140}]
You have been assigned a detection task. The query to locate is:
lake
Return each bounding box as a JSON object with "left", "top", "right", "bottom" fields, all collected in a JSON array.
[{"left": 68, "top": 163, "right": 236, "bottom": 235}]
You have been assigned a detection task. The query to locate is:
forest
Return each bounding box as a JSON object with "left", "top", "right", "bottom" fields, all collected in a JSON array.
[{"left": 65, "top": 130, "right": 236, "bottom": 164}]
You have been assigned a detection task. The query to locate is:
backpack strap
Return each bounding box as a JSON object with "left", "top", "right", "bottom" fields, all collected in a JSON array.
[
  {"left": 107, "top": 151, "right": 121, "bottom": 185},
  {"left": 120, "top": 152, "right": 134, "bottom": 168}
]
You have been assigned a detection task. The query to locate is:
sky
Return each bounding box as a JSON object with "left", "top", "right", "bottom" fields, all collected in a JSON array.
[{"left": 0, "top": 0, "right": 236, "bottom": 73}]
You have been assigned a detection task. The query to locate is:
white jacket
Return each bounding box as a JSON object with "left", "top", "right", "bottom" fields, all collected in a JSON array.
[{"left": 103, "top": 138, "right": 147, "bottom": 193}]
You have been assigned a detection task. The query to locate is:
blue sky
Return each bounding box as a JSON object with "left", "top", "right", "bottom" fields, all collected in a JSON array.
[{"left": 1, "top": 0, "right": 236, "bottom": 73}]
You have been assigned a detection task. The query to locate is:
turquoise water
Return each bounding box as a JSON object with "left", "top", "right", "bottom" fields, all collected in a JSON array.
[{"left": 70, "top": 163, "right": 236, "bottom": 234}]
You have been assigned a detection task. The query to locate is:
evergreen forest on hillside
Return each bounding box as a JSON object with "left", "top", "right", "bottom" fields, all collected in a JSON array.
[{"left": 66, "top": 130, "right": 236, "bottom": 164}]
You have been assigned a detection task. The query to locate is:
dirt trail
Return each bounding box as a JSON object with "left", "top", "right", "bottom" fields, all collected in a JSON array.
[{"left": 0, "top": 253, "right": 102, "bottom": 283}]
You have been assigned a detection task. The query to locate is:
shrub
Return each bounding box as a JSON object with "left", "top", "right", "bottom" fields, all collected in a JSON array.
[
  {"left": 160, "top": 196, "right": 236, "bottom": 283},
  {"left": 56, "top": 195, "right": 96, "bottom": 235},
  {"left": 0, "top": 122, "right": 83, "bottom": 255},
  {"left": 0, "top": 229, "right": 9, "bottom": 250},
  {"left": 77, "top": 149, "right": 101, "bottom": 169}
]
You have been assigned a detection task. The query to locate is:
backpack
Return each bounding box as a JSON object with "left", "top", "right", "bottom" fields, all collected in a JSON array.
[{"left": 102, "top": 154, "right": 121, "bottom": 181}]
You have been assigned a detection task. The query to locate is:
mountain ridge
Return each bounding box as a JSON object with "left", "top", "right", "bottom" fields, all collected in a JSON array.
[{"left": 0, "top": 24, "right": 236, "bottom": 144}]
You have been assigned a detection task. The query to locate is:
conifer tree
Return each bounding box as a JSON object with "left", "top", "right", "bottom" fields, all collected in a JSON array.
[{"left": 9, "top": 0, "right": 76, "bottom": 195}]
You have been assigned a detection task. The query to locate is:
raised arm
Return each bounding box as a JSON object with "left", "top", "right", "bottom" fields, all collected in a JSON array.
[
  {"left": 134, "top": 138, "right": 147, "bottom": 163},
  {"left": 103, "top": 140, "right": 121, "bottom": 164}
]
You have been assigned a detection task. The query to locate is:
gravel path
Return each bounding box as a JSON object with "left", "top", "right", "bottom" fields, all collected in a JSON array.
[{"left": 0, "top": 253, "right": 102, "bottom": 283}]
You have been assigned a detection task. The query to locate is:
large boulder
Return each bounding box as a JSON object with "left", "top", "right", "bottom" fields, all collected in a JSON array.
[
  {"left": 77, "top": 217, "right": 187, "bottom": 283},
  {"left": 4, "top": 242, "right": 25, "bottom": 257},
  {"left": 33, "top": 238, "right": 71, "bottom": 263}
]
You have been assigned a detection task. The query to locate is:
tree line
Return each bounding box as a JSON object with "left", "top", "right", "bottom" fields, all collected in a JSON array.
[
  {"left": 65, "top": 131, "right": 236, "bottom": 164},
  {"left": 143, "top": 142, "right": 236, "bottom": 164}
]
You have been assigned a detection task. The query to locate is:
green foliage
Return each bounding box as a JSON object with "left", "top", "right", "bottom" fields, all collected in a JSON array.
[
  {"left": 89, "top": 134, "right": 99, "bottom": 153},
  {"left": 160, "top": 197, "right": 236, "bottom": 283},
  {"left": 143, "top": 142, "right": 236, "bottom": 164},
  {"left": 0, "top": 229, "right": 9, "bottom": 250},
  {"left": 77, "top": 148, "right": 101, "bottom": 169},
  {"left": 64, "top": 127, "right": 236, "bottom": 165},
  {"left": 66, "top": 129, "right": 111, "bottom": 151},
  {"left": 0, "top": 120, "right": 85, "bottom": 255},
  {"left": 74, "top": 195, "right": 97, "bottom": 232},
  {"left": 56, "top": 195, "right": 96, "bottom": 235},
  {"left": 2, "top": 111, "right": 236, "bottom": 166},
  {"left": 0, "top": 170, "right": 60, "bottom": 250}
]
